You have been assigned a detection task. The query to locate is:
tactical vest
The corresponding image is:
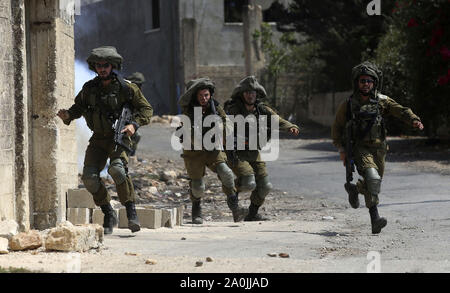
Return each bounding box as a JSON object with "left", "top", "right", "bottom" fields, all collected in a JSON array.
[
  {"left": 224, "top": 100, "right": 272, "bottom": 150},
  {"left": 346, "top": 94, "right": 386, "bottom": 143},
  {"left": 82, "top": 76, "right": 133, "bottom": 135}
]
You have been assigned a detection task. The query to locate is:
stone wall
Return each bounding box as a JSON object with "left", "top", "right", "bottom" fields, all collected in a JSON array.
[
  {"left": 197, "top": 65, "right": 246, "bottom": 105},
  {"left": 0, "top": 0, "right": 77, "bottom": 230},
  {"left": 0, "top": 0, "right": 15, "bottom": 221},
  {"left": 28, "top": 0, "right": 78, "bottom": 229}
]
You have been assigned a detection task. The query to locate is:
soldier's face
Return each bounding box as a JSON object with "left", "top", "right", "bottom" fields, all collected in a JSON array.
[
  {"left": 95, "top": 61, "right": 112, "bottom": 79},
  {"left": 358, "top": 75, "right": 374, "bottom": 95},
  {"left": 243, "top": 90, "right": 257, "bottom": 105},
  {"left": 196, "top": 89, "right": 211, "bottom": 106}
]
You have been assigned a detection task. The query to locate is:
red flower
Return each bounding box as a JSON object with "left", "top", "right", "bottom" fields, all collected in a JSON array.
[
  {"left": 407, "top": 18, "right": 418, "bottom": 27},
  {"left": 437, "top": 75, "right": 448, "bottom": 86},
  {"left": 440, "top": 46, "right": 450, "bottom": 60}
]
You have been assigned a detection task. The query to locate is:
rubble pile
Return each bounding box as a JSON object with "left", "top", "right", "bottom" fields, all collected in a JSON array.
[{"left": 80, "top": 155, "right": 240, "bottom": 222}]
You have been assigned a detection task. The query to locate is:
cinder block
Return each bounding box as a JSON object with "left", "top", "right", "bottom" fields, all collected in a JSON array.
[
  {"left": 176, "top": 205, "right": 184, "bottom": 226},
  {"left": 161, "top": 208, "right": 177, "bottom": 228},
  {"left": 67, "top": 208, "right": 90, "bottom": 225},
  {"left": 67, "top": 188, "right": 96, "bottom": 209},
  {"left": 92, "top": 208, "right": 119, "bottom": 227},
  {"left": 118, "top": 208, "right": 128, "bottom": 228},
  {"left": 137, "top": 209, "right": 162, "bottom": 229}
]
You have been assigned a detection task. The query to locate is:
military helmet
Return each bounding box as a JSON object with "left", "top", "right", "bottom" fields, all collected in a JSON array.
[
  {"left": 178, "top": 77, "right": 216, "bottom": 108},
  {"left": 230, "top": 75, "right": 267, "bottom": 101},
  {"left": 351, "top": 61, "right": 383, "bottom": 91},
  {"left": 126, "top": 72, "right": 146, "bottom": 87},
  {"left": 86, "top": 46, "right": 123, "bottom": 72}
]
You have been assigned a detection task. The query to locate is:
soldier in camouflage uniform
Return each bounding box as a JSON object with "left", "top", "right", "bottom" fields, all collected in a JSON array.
[
  {"left": 178, "top": 77, "right": 246, "bottom": 224},
  {"left": 125, "top": 72, "right": 147, "bottom": 156},
  {"left": 332, "top": 61, "right": 424, "bottom": 234},
  {"left": 126, "top": 72, "right": 146, "bottom": 90},
  {"left": 57, "top": 46, "right": 153, "bottom": 234},
  {"left": 224, "top": 76, "right": 300, "bottom": 221}
]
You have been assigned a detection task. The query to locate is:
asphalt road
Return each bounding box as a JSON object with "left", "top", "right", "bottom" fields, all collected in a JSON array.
[{"left": 133, "top": 123, "right": 450, "bottom": 273}]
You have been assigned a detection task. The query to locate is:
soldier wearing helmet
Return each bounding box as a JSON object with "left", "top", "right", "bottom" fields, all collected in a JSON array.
[
  {"left": 224, "top": 76, "right": 300, "bottom": 222},
  {"left": 57, "top": 46, "right": 153, "bottom": 234},
  {"left": 178, "top": 77, "right": 247, "bottom": 224},
  {"left": 332, "top": 61, "right": 424, "bottom": 234},
  {"left": 126, "top": 72, "right": 146, "bottom": 90}
]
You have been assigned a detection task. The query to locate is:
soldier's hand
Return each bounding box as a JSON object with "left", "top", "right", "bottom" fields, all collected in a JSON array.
[
  {"left": 413, "top": 120, "right": 424, "bottom": 130},
  {"left": 340, "top": 152, "right": 346, "bottom": 166},
  {"left": 121, "top": 124, "right": 136, "bottom": 137},
  {"left": 289, "top": 127, "right": 299, "bottom": 136},
  {"left": 57, "top": 109, "right": 70, "bottom": 121}
]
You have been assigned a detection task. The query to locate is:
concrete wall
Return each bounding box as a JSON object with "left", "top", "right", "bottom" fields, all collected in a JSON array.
[
  {"left": 75, "top": 0, "right": 183, "bottom": 114},
  {"left": 307, "top": 91, "right": 352, "bottom": 127},
  {"left": 0, "top": 0, "right": 16, "bottom": 222},
  {"left": 28, "top": 0, "right": 78, "bottom": 229},
  {"left": 0, "top": 0, "right": 77, "bottom": 230}
]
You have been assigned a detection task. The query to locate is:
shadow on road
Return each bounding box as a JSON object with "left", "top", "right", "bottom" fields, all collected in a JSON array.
[{"left": 379, "top": 199, "right": 450, "bottom": 208}]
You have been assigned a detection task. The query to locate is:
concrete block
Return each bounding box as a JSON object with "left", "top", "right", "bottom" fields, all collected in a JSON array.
[
  {"left": 176, "top": 206, "right": 184, "bottom": 226},
  {"left": 92, "top": 208, "right": 119, "bottom": 227},
  {"left": 67, "top": 188, "right": 96, "bottom": 209},
  {"left": 161, "top": 208, "right": 177, "bottom": 228},
  {"left": 67, "top": 208, "right": 90, "bottom": 225},
  {"left": 0, "top": 237, "right": 9, "bottom": 254},
  {"left": 118, "top": 208, "right": 128, "bottom": 228},
  {"left": 137, "top": 209, "right": 162, "bottom": 229}
]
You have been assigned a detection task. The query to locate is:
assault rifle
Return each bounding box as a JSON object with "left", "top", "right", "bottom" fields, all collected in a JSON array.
[
  {"left": 344, "top": 98, "right": 355, "bottom": 185},
  {"left": 210, "top": 100, "right": 238, "bottom": 167},
  {"left": 113, "top": 103, "right": 133, "bottom": 153}
]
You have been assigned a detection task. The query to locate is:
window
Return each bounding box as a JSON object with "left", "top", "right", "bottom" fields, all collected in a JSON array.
[
  {"left": 224, "top": 0, "right": 249, "bottom": 23},
  {"left": 262, "top": 1, "right": 286, "bottom": 23},
  {"left": 144, "top": 0, "right": 160, "bottom": 31}
]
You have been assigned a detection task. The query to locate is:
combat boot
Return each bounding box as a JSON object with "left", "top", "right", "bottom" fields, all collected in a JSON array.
[
  {"left": 125, "top": 201, "right": 141, "bottom": 232},
  {"left": 226, "top": 194, "right": 246, "bottom": 222},
  {"left": 100, "top": 203, "right": 118, "bottom": 235},
  {"left": 369, "top": 206, "right": 387, "bottom": 234},
  {"left": 191, "top": 199, "right": 203, "bottom": 224},
  {"left": 344, "top": 183, "right": 360, "bottom": 209},
  {"left": 244, "top": 203, "right": 269, "bottom": 222}
]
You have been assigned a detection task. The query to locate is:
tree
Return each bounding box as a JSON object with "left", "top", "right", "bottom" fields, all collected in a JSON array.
[
  {"left": 278, "top": 0, "right": 395, "bottom": 92},
  {"left": 376, "top": 0, "right": 450, "bottom": 136}
]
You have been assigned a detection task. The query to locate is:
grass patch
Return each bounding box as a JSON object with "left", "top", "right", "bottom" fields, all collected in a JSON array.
[{"left": 0, "top": 266, "right": 41, "bottom": 273}]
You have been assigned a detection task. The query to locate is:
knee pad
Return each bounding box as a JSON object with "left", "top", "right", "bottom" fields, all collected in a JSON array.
[
  {"left": 108, "top": 158, "right": 127, "bottom": 185},
  {"left": 216, "top": 162, "right": 235, "bottom": 190},
  {"left": 256, "top": 176, "right": 272, "bottom": 199},
  {"left": 190, "top": 179, "right": 205, "bottom": 199},
  {"left": 82, "top": 166, "right": 101, "bottom": 194},
  {"left": 365, "top": 168, "right": 381, "bottom": 195},
  {"left": 238, "top": 175, "right": 256, "bottom": 192}
]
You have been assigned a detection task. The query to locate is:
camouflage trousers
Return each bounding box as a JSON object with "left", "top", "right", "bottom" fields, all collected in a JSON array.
[
  {"left": 353, "top": 142, "right": 388, "bottom": 208},
  {"left": 82, "top": 135, "right": 135, "bottom": 206},
  {"left": 182, "top": 149, "right": 236, "bottom": 200},
  {"left": 230, "top": 150, "right": 269, "bottom": 206}
]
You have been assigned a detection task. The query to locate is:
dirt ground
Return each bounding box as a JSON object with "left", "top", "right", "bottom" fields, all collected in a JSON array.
[{"left": 1, "top": 122, "right": 449, "bottom": 274}]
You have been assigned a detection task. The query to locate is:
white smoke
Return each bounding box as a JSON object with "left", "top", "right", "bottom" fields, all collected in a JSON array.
[{"left": 74, "top": 59, "right": 109, "bottom": 178}]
